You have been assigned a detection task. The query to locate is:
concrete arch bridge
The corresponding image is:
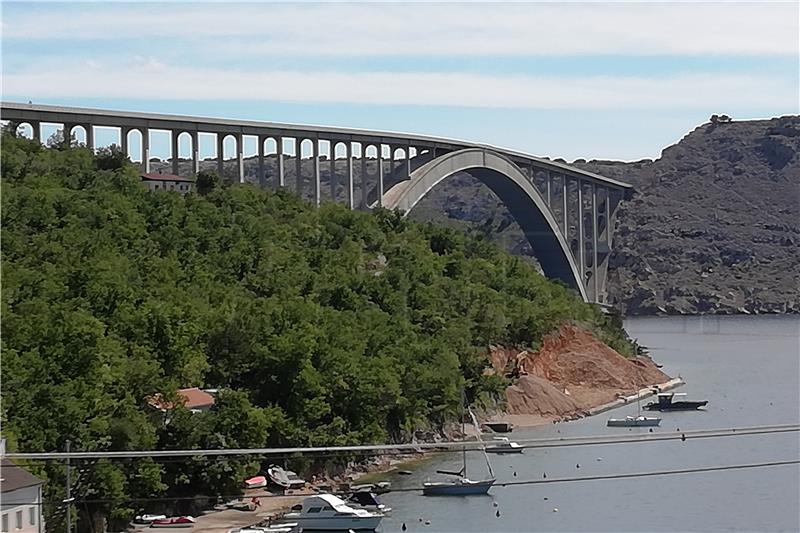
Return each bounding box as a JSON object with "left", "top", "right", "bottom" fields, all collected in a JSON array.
[{"left": 1, "top": 102, "right": 632, "bottom": 304}]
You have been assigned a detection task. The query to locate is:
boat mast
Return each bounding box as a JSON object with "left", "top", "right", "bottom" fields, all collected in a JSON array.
[{"left": 461, "top": 389, "right": 467, "bottom": 478}]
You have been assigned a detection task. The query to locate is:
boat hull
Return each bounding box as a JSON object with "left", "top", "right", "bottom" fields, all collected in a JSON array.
[
  {"left": 283, "top": 516, "right": 382, "bottom": 530},
  {"left": 607, "top": 418, "right": 661, "bottom": 427},
  {"left": 422, "top": 479, "right": 495, "bottom": 496},
  {"left": 644, "top": 401, "right": 708, "bottom": 411},
  {"left": 486, "top": 447, "right": 524, "bottom": 454}
]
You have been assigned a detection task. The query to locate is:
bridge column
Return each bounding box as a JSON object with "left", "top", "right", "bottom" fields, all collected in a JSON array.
[
  {"left": 120, "top": 127, "right": 129, "bottom": 158},
  {"left": 277, "top": 137, "right": 285, "bottom": 187},
  {"left": 546, "top": 171, "right": 552, "bottom": 207},
  {"left": 346, "top": 143, "right": 354, "bottom": 209},
  {"left": 561, "top": 177, "right": 568, "bottom": 235},
  {"left": 85, "top": 124, "right": 94, "bottom": 151},
  {"left": 191, "top": 131, "right": 199, "bottom": 176},
  {"left": 257, "top": 136, "right": 266, "bottom": 188},
  {"left": 216, "top": 134, "right": 224, "bottom": 180},
  {"left": 295, "top": 140, "right": 303, "bottom": 197},
  {"left": 312, "top": 139, "right": 320, "bottom": 206},
  {"left": 171, "top": 130, "right": 180, "bottom": 175},
  {"left": 591, "top": 183, "right": 600, "bottom": 303},
  {"left": 236, "top": 133, "right": 244, "bottom": 184},
  {"left": 406, "top": 143, "right": 413, "bottom": 177},
  {"left": 143, "top": 128, "right": 150, "bottom": 173},
  {"left": 577, "top": 179, "right": 585, "bottom": 296},
  {"left": 360, "top": 151, "right": 368, "bottom": 209},
  {"left": 377, "top": 145, "right": 384, "bottom": 207},
  {"left": 330, "top": 142, "right": 337, "bottom": 201},
  {"left": 31, "top": 121, "right": 41, "bottom": 143}
]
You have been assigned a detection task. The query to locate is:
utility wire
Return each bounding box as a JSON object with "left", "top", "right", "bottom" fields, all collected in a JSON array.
[
  {"left": 5, "top": 423, "right": 798, "bottom": 461},
  {"left": 11, "top": 458, "right": 800, "bottom": 506}
]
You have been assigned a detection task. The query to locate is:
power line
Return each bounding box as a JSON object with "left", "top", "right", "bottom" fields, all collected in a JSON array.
[
  {"left": 5, "top": 423, "right": 798, "bottom": 461},
  {"left": 11, "top": 458, "right": 800, "bottom": 507}
]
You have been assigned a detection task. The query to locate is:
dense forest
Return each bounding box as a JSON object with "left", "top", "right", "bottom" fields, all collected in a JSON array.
[{"left": 1, "top": 132, "right": 633, "bottom": 530}]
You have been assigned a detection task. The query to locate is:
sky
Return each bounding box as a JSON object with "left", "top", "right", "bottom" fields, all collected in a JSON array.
[{"left": 2, "top": 1, "right": 799, "bottom": 161}]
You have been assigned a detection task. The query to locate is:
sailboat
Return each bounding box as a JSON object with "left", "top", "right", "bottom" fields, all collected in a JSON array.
[
  {"left": 608, "top": 379, "right": 662, "bottom": 427},
  {"left": 422, "top": 396, "right": 496, "bottom": 496}
]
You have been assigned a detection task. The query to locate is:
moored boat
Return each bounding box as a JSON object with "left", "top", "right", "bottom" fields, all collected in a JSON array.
[
  {"left": 149, "top": 517, "right": 195, "bottom": 528},
  {"left": 134, "top": 515, "right": 167, "bottom": 525},
  {"left": 348, "top": 490, "right": 392, "bottom": 514},
  {"left": 485, "top": 436, "right": 524, "bottom": 454},
  {"left": 423, "top": 477, "right": 495, "bottom": 496},
  {"left": 644, "top": 392, "right": 708, "bottom": 411},
  {"left": 282, "top": 494, "right": 383, "bottom": 531},
  {"left": 607, "top": 415, "right": 661, "bottom": 427}
]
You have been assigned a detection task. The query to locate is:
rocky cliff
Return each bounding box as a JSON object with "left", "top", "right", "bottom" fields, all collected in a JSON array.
[{"left": 410, "top": 116, "right": 800, "bottom": 314}]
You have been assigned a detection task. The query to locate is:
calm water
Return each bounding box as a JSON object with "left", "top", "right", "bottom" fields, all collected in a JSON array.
[{"left": 378, "top": 316, "right": 800, "bottom": 532}]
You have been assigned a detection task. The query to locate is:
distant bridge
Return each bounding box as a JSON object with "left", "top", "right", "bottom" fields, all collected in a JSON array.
[{"left": 1, "top": 102, "right": 632, "bottom": 304}]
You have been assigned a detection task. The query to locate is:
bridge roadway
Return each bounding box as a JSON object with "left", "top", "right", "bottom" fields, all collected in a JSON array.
[{"left": 1, "top": 102, "right": 633, "bottom": 304}]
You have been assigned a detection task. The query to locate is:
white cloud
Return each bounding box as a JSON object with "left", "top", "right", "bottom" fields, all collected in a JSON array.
[
  {"left": 3, "top": 60, "right": 796, "bottom": 111},
  {"left": 3, "top": 3, "right": 797, "bottom": 56}
]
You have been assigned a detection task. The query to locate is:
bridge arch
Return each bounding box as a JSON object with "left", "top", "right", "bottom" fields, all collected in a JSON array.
[{"left": 382, "top": 148, "right": 587, "bottom": 300}]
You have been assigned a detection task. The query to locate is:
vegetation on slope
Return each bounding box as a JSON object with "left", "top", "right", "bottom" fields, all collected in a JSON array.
[{"left": 1, "top": 133, "right": 632, "bottom": 530}]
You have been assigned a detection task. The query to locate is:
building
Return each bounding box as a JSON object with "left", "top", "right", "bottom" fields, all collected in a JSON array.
[
  {"left": 140, "top": 172, "right": 194, "bottom": 194},
  {"left": 1, "top": 459, "right": 45, "bottom": 533},
  {"left": 147, "top": 387, "right": 216, "bottom": 414}
]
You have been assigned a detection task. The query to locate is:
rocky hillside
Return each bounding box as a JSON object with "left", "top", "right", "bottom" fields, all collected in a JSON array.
[{"left": 410, "top": 116, "right": 800, "bottom": 315}]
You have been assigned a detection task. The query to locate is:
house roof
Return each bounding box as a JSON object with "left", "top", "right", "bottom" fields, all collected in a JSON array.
[
  {"left": 1, "top": 459, "right": 44, "bottom": 493},
  {"left": 148, "top": 387, "right": 216, "bottom": 411},
  {"left": 140, "top": 172, "right": 195, "bottom": 183}
]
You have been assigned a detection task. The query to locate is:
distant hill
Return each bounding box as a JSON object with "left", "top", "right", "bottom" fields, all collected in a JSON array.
[{"left": 407, "top": 116, "right": 800, "bottom": 314}]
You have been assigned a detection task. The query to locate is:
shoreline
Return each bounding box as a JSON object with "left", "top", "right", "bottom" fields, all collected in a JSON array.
[{"left": 184, "top": 377, "right": 684, "bottom": 532}]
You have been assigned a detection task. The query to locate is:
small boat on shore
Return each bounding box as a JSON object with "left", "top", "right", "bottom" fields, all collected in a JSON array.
[
  {"left": 644, "top": 392, "right": 708, "bottom": 411},
  {"left": 485, "top": 436, "right": 524, "bottom": 454},
  {"left": 482, "top": 421, "right": 514, "bottom": 433},
  {"left": 134, "top": 515, "right": 166, "bottom": 525},
  {"left": 607, "top": 415, "right": 661, "bottom": 427},
  {"left": 267, "top": 465, "right": 306, "bottom": 490},
  {"left": 283, "top": 494, "right": 383, "bottom": 531},
  {"left": 244, "top": 475, "right": 268, "bottom": 489},
  {"left": 149, "top": 517, "right": 195, "bottom": 528}
]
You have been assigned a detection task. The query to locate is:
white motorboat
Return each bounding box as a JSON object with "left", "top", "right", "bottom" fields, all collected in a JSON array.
[
  {"left": 607, "top": 415, "right": 661, "bottom": 427},
  {"left": 282, "top": 494, "right": 383, "bottom": 531},
  {"left": 485, "top": 436, "right": 524, "bottom": 454}
]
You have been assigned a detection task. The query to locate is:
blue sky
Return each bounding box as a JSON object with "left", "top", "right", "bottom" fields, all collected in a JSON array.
[{"left": 2, "top": 1, "right": 798, "bottom": 161}]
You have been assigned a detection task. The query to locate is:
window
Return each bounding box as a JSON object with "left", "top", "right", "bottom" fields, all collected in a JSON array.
[
  {"left": 29, "top": 508, "right": 36, "bottom": 527},
  {"left": 307, "top": 507, "right": 321, "bottom": 514},
  {"left": 15, "top": 511, "right": 21, "bottom": 530},
  {"left": 2, "top": 513, "right": 8, "bottom": 533}
]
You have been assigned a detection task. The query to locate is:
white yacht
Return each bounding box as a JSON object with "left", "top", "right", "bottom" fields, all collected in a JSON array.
[{"left": 282, "top": 494, "right": 383, "bottom": 531}]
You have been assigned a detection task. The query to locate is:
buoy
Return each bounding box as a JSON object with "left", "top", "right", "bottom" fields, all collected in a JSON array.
[
  {"left": 681, "top": 433, "right": 686, "bottom": 442},
  {"left": 543, "top": 497, "right": 548, "bottom": 501},
  {"left": 425, "top": 520, "right": 431, "bottom": 526},
  {"left": 402, "top": 523, "right": 407, "bottom": 531},
  {"left": 495, "top": 510, "right": 501, "bottom": 518},
  {"left": 649, "top": 428, "right": 654, "bottom": 433},
  {"left": 493, "top": 501, "right": 498, "bottom": 508},
  {"left": 576, "top": 464, "right": 580, "bottom": 469},
  {"left": 553, "top": 507, "right": 559, "bottom": 513},
  {"left": 418, "top": 517, "right": 423, "bottom": 522},
  {"left": 513, "top": 471, "right": 517, "bottom": 477},
  {"left": 596, "top": 457, "right": 602, "bottom": 462},
  {"left": 543, "top": 473, "right": 547, "bottom": 478},
  {"left": 676, "top": 428, "right": 680, "bottom": 432}
]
